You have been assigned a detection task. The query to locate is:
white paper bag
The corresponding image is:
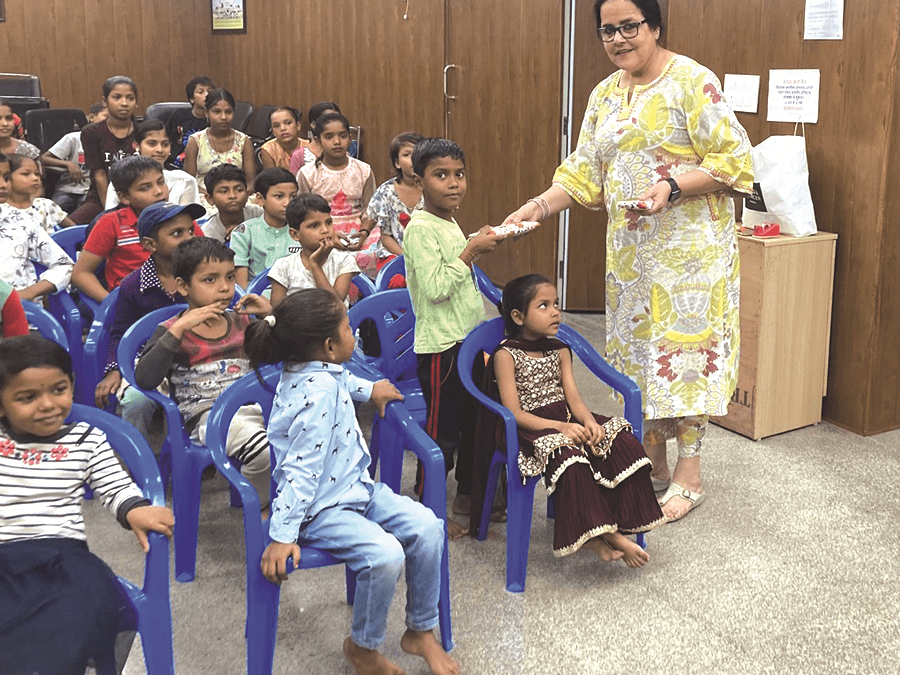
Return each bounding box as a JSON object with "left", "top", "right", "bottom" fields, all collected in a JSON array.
[{"left": 743, "top": 130, "right": 817, "bottom": 237}]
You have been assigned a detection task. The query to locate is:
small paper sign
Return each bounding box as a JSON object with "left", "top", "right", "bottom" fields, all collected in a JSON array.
[
  {"left": 724, "top": 74, "right": 761, "bottom": 114},
  {"left": 767, "top": 70, "right": 820, "bottom": 124},
  {"left": 804, "top": 0, "right": 844, "bottom": 40}
]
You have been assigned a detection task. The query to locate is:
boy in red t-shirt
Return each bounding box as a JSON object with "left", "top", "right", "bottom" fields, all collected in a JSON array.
[{"left": 72, "top": 156, "right": 202, "bottom": 303}]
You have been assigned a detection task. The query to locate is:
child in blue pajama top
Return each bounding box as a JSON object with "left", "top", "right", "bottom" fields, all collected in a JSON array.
[{"left": 244, "top": 287, "right": 460, "bottom": 675}]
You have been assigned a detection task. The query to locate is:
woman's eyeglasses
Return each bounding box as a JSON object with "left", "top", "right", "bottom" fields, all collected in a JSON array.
[{"left": 598, "top": 19, "right": 648, "bottom": 42}]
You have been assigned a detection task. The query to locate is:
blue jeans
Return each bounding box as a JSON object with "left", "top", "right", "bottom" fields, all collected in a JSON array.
[{"left": 299, "top": 483, "right": 444, "bottom": 649}]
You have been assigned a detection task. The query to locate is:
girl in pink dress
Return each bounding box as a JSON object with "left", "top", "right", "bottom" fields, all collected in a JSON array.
[{"left": 296, "top": 112, "right": 378, "bottom": 278}]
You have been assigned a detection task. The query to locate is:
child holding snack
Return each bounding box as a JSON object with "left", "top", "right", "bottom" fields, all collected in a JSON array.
[{"left": 268, "top": 193, "right": 360, "bottom": 306}]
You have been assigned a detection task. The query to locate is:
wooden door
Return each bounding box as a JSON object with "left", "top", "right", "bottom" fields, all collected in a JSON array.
[
  {"left": 444, "top": 0, "right": 564, "bottom": 286},
  {"left": 561, "top": 0, "right": 618, "bottom": 310}
]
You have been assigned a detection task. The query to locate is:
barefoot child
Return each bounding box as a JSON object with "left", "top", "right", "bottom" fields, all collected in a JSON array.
[
  {"left": 404, "top": 137, "right": 503, "bottom": 539},
  {"left": 475, "top": 274, "right": 664, "bottom": 567},
  {"left": 0, "top": 335, "right": 174, "bottom": 673},
  {"left": 247, "top": 288, "right": 459, "bottom": 675}
]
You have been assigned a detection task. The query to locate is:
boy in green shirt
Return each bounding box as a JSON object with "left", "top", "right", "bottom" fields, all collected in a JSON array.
[{"left": 404, "top": 138, "right": 501, "bottom": 539}]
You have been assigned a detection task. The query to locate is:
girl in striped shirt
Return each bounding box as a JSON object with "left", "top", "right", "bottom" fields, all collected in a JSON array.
[{"left": 0, "top": 334, "right": 174, "bottom": 675}]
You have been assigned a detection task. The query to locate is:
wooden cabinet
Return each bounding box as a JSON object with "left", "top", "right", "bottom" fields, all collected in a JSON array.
[{"left": 713, "top": 232, "right": 838, "bottom": 440}]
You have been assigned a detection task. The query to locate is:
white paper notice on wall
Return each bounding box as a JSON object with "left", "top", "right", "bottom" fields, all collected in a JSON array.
[
  {"left": 724, "top": 74, "right": 760, "bottom": 114},
  {"left": 767, "top": 70, "right": 820, "bottom": 124},
  {"left": 804, "top": 0, "right": 844, "bottom": 40}
]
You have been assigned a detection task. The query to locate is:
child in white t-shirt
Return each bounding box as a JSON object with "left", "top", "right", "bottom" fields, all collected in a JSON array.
[
  {"left": 41, "top": 102, "right": 108, "bottom": 213},
  {"left": 268, "top": 193, "right": 359, "bottom": 307}
]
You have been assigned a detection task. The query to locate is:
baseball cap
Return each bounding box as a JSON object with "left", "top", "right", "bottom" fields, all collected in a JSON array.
[{"left": 137, "top": 201, "right": 207, "bottom": 239}]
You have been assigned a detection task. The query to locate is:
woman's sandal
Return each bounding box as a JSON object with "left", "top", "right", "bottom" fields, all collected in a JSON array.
[{"left": 658, "top": 482, "right": 705, "bottom": 522}]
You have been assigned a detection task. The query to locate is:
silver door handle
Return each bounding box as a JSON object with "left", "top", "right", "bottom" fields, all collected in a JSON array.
[{"left": 443, "top": 64, "right": 459, "bottom": 100}]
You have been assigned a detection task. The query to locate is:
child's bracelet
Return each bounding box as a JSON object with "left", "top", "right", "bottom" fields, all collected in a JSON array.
[{"left": 527, "top": 196, "right": 550, "bottom": 221}]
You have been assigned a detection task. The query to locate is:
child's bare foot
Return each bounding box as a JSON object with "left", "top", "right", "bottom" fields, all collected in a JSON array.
[
  {"left": 581, "top": 536, "right": 624, "bottom": 563},
  {"left": 447, "top": 518, "right": 467, "bottom": 540},
  {"left": 401, "top": 629, "right": 460, "bottom": 675},
  {"left": 453, "top": 493, "right": 506, "bottom": 522},
  {"left": 602, "top": 531, "right": 650, "bottom": 568},
  {"left": 343, "top": 637, "right": 406, "bottom": 675}
]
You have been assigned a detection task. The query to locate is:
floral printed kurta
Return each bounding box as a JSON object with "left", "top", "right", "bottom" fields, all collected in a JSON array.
[{"left": 553, "top": 55, "right": 754, "bottom": 418}]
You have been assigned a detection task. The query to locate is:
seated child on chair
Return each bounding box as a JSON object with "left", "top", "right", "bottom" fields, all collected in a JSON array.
[
  {"left": 94, "top": 202, "right": 204, "bottom": 439},
  {"left": 268, "top": 193, "right": 360, "bottom": 307},
  {"left": 246, "top": 288, "right": 459, "bottom": 675},
  {"left": 475, "top": 274, "right": 664, "bottom": 567},
  {"left": 0, "top": 153, "right": 74, "bottom": 303},
  {"left": 134, "top": 237, "right": 272, "bottom": 509},
  {"left": 0, "top": 335, "right": 174, "bottom": 674},
  {"left": 199, "top": 165, "right": 263, "bottom": 243}
]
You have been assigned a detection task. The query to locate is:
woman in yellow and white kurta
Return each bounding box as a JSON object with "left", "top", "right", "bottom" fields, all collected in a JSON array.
[{"left": 505, "top": 0, "right": 753, "bottom": 522}]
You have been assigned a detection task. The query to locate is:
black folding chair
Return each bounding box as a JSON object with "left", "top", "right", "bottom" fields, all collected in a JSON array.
[{"left": 25, "top": 108, "right": 89, "bottom": 153}]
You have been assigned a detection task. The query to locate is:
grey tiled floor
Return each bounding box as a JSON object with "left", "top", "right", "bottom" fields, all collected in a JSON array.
[{"left": 85, "top": 311, "right": 900, "bottom": 675}]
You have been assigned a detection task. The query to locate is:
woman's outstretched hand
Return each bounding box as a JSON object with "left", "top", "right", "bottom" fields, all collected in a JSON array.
[{"left": 502, "top": 200, "right": 544, "bottom": 225}]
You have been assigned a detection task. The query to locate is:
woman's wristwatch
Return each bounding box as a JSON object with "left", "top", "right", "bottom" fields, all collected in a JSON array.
[{"left": 665, "top": 177, "right": 682, "bottom": 203}]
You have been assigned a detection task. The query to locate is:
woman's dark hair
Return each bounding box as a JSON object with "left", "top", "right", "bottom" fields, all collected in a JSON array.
[
  {"left": 0, "top": 98, "right": 12, "bottom": 112},
  {"left": 204, "top": 163, "right": 247, "bottom": 195},
  {"left": 109, "top": 155, "right": 163, "bottom": 194},
  {"left": 186, "top": 76, "right": 215, "bottom": 101},
  {"left": 286, "top": 193, "right": 331, "bottom": 230},
  {"left": 307, "top": 101, "right": 341, "bottom": 126},
  {"left": 135, "top": 118, "right": 166, "bottom": 144},
  {"left": 411, "top": 138, "right": 465, "bottom": 178},
  {"left": 204, "top": 87, "right": 236, "bottom": 111},
  {"left": 312, "top": 112, "right": 350, "bottom": 139},
  {"left": 499, "top": 273, "right": 554, "bottom": 336},
  {"left": 7, "top": 153, "right": 38, "bottom": 174},
  {"left": 390, "top": 131, "right": 424, "bottom": 180},
  {"left": 245, "top": 288, "right": 345, "bottom": 370},
  {"left": 173, "top": 237, "right": 235, "bottom": 283},
  {"left": 594, "top": 0, "right": 663, "bottom": 36},
  {"left": 102, "top": 76, "right": 138, "bottom": 99},
  {"left": 254, "top": 167, "right": 296, "bottom": 198},
  {"left": 0, "top": 335, "right": 74, "bottom": 390}
]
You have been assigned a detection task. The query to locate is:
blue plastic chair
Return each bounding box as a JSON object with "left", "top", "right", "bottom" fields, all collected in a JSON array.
[
  {"left": 82, "top": 287, "right": 120, "bottom": 410},
  {"left": 347, "top": 289, "right": 425, "bottom": 474},
  {"left": 117, "top": 304, "right": 207, "bottom": 582},
  {"left": 205, "top": 366, "right": 453, "bottom": 674},
  {"left": 457, "top": 317, "right": 645, "bottom": 592},
  {"left": 245, "top": 266, "right": 272, "bottom": 297},
  {"left": 472, "top": 264, "right": 502, "bottom": 306},
  {"left": 374, "top": 255, "right": 405, "bottom": 292},
  {"left": 351, "top": 272, "right": 376, "bottom": 298},
  {"left": 22, "top": 300, "right": 68, "bottom": 347},
  {"left": 51, "top": 224, "right": 102, "bottom": 319},
  {"left": 66, "top": 403, "right": 174, "bottom": 675}
]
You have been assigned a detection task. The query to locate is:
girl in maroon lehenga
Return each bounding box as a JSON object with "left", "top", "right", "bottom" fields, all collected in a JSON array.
[{"left": 477, "top": 274, "right": 664, "bottom": 566}]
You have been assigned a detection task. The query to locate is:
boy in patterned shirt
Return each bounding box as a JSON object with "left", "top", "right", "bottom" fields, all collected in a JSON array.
[{"left": 134, "top": 237, "right": 272, "bottom": 509}]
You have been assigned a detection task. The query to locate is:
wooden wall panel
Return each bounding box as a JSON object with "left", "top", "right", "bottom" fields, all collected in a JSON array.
[
  {"left": 666, "top": 0, "right": 900, "bottom": 435},
  {"left": 207, "top": 0, "right": 446, "bottom": 186},
  {"left": 445, "top": 0, "right": 563, "bottom": 286},
  {"left": 866, "top": 40, "right": 900, "bottom": 434},
  {"left": 563, "top": 0, "right": 619, "bottom": 310},
  {"left": 0, "top": 0, "right": 212, "bottom": 114}
]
